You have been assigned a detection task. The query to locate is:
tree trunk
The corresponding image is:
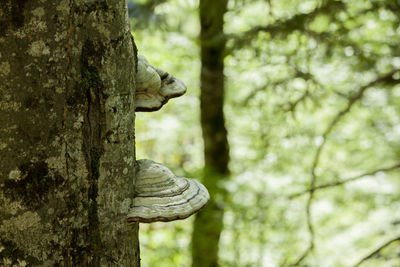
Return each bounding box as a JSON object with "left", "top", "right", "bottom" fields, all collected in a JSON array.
[
  {"left": 0, "top": 1, "right": 140, "bottom": 266},
  {"left": 192, "top": 1, "right": 229, "bottom": 266}
]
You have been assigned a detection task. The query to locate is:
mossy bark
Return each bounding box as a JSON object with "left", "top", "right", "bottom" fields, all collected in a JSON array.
[
  {"left": 0, "top": 1, "right": 140, "bottom": 266},
  {"left": 192, "top": 1, "right": 229, "bottom": 266}
]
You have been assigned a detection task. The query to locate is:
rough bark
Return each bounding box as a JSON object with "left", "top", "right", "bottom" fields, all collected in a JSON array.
[
  {"left": 0, "top": 1, "right": 140, "bottom": 266},
  {"left": 192, "top": 1, "right": 229, "bottom": 266}
]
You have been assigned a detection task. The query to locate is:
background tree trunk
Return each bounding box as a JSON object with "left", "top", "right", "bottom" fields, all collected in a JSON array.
[
  {"left": 192, "top": 0, "right": 229, "bottom": 266},
  {"left": 0, "top": 1, "right": 140, "bottom": 266}
]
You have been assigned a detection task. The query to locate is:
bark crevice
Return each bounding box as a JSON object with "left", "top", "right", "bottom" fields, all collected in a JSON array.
[{"left": 81, "top": 40, "right": 107, "bottom": 265}]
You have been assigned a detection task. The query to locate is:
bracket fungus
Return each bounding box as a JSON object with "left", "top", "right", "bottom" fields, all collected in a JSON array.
[
  {"left": 135, "top": 54, "right": 187, "bottom": 112},
  {"left": 127, "top": 159, "right": 209, "bottom": 223}
]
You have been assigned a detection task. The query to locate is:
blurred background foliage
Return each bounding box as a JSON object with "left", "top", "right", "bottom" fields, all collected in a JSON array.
[{"left": 129, "top": 0, "right": 400, "bottom": 266}]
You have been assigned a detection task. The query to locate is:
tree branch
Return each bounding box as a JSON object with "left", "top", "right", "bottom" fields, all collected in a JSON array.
[
  {"left": 323, "top": 69, "right": 399, "bottom": 139},
  {"left": 353, "top": 236, "right": 400, "bottom": 267},
  {"left": 289, "top": 163, "right": 400, "bottom": 199},
  {"left": 283, "top": 90, "right": 310, "bottom": 114},
  {"left": 242, "top": 65, "right": 318, "bottom": 107},
  {"left": 228, "top": 1, "right": 398, "bottom": 62},
  {"left": 230, "top": 0, "right": 345, "bottom": 40},
  {"left": 287, "top": 243, "right": 313, "bottom": 267},
  {"left": 288, "top": 69, "right": 400, "bottom": 266}
]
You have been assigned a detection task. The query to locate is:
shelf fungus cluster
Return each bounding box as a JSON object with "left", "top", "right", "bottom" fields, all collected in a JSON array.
[
  {"left": 127, "top": 159, "right": 209, "bottom": 223},
  {"left": 135, "top": 54, "right": 187, "bottom": 112},
  {"left": 130, "top": 55, "right": 208, "bottom": 223}
]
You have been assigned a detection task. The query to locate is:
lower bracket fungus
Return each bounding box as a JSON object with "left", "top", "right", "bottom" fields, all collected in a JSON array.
[
  {"left": 127, "top": 159, "right": 209, "bottom": 223},
  {"left": 135, "top": 54, "right": 187, "bottom": 112}
]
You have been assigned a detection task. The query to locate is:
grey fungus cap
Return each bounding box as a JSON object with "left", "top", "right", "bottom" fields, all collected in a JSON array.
[
  {"left": 135, "top": 54, "right": 187, "bottom": 112},
  {"left": 127, "top": 159, "right": 210, "bottom": 223}
]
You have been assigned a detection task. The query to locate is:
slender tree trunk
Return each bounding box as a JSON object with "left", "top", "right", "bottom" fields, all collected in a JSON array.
[
  {"left": 192, "top": 1, "right": 229, "bottom": 266},
  {"left": 0, "top": 1, "right": 140, "bottom": 266}
]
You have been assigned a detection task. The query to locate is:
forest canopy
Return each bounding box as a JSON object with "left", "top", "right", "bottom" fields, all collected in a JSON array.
[{"left": 130, "top": 0, "right": 400, "bottom": 266}]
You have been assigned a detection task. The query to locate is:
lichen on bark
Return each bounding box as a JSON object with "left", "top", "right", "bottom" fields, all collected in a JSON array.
[{"left": 0, "top": 1, "right": 140, "bottom": 266}]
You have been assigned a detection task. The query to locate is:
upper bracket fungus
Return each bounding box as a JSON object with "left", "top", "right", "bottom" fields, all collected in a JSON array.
[
  {"left": 135, "top": 54, "right": 187, "bottom": 112},
  {"left": 127, "top": 159, "right": 209, "bottom": 223}
]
